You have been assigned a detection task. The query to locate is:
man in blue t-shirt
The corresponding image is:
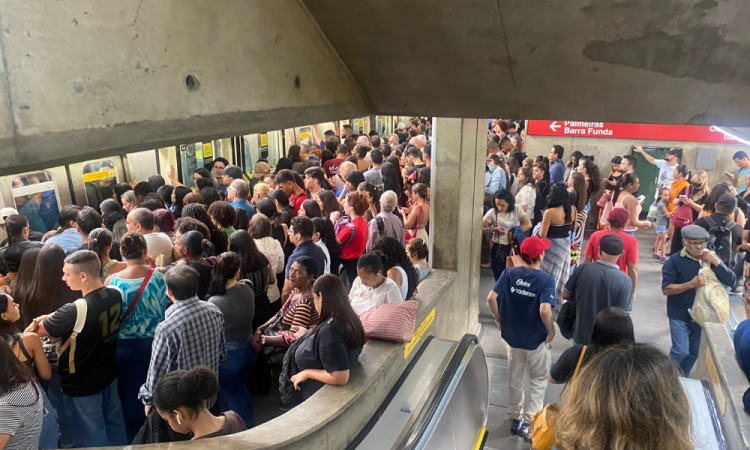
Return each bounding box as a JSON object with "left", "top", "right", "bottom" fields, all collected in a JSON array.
[
  {"left": 729, "top": 150, "right": 750, "bottom": 194},
  {"left": 487, "top": 236, "right": 555, "bottom": 442}
]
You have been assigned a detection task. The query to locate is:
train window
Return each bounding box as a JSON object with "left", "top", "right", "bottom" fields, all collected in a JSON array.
[
  {"left": 82, "top": 160, "right": 117, "bottom": 212},
  {"left": 11, "top": 171, "right": 60, "bottom": 233},
  {"left": 179, "top": 143, "right": 205, "bottom": 189}
]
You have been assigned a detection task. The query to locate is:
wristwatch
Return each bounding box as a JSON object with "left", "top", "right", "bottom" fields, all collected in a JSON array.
[{"left": 261, "top": 335, "right": 266, "bottom": 345}]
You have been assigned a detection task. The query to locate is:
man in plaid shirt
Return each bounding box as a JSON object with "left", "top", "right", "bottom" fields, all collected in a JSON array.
[{"left": 139, "top": 266, "right": 226, "bottom": 414}]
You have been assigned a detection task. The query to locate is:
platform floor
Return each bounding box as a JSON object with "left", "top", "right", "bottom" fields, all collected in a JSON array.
[{"left": 478, "top": 233, "right": 723, "bottom": 450}]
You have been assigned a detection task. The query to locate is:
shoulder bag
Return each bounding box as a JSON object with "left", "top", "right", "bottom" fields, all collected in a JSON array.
[
  {"left": 405, "top": 206, "right": 424, "bottom": 243},
  {"left": 263, "top": 294, "right": 310, "bottom": 365},
  {"left": 121, "top": 268, "right": 155, "bottom": 322},
  {"left": 529, "top": 346, "right": 587, "bottom": 450},
  {"left": 671, "top": 186, "right": 694, "bottom": 227},
  {"left": 57, "top": 298, "right": 88, "bottom": 374}
]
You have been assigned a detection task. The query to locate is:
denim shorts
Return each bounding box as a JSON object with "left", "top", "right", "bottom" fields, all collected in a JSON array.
[{"left": 655, "top": 225, "right": 668, "bottom": 234}]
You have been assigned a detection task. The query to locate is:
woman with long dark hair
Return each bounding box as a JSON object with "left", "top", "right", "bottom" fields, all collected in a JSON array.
[
  {"left": 483, "top": 189, "right": 532, "bottom": 280},
  {"left": 255, "top": 198, "right": 290, "bottom": 267},
  {"left": 182, "top": 203, "right": 229, "bottom": 254},
  {"left": 577, "top": 156, "right": 602, "bottom": 205},
  {"left": 249, "top": 213, "right": 285, "bottom": 307},
  {"left": 174, "top": 230, "right": 215, "bottom": 300},
  {"left": 228, "top": 231, "right": 275, "bottom": 328},
  {"left": 564, "top": 151, "right": 583, "bottom": 184},
  {"left": 89, "top": 228, "right": 126, "bottom": 279},
  {"left": 298, "top": 199, "right": 322, "bottom": 218},
  {"left": 316, "top": 190, "right": 341, "bottom": 224},
  {"left": 107, "top": 232, "right": 171, "bottom": 441},
  {"left": 371, "top": 236, "right": 417, "bottom": 300},
  {"left": 312, "top": 217, "right": 341, "bottom": 277},
  {"left": 23, "top": 244, "right": 79, "bottom": 327},
  {"left": 290, "top": 274, "right": 365, "bottom": 401},
  {"left": 0, "top": 339, "right": 44, "bottom": 450},
  {"left": 268, "top": 188, "right": 295, "bottom": 227},
  {"left": 568, "top": 172, "right": 588, "bottom": 265},
  {"left": 607, "top": 173, "right": 652, "bottom": 234},
  {"left": 288, "top": 145, "right": 303, "bottom": 173},
  {"left": 207, "top": 252, "right": 256, "bottom": 427},
  {"left": 539, "top": 183, "right": 575, "bottom": 311},
  {"left": 170, "top": 186, "right": 192, "bottom": 219}
]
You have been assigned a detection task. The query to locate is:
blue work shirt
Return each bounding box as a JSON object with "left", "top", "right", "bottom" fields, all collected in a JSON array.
[
  {"left": 549, "top": 159, "right": 565, "bottom": 185},
  {"left": 661, "top": 249, "right": 736, "bottom": 322},
  {"left": 493, "top": 267, "right": 555, "bottom": 350},
  {"left": 485, "top": 166, "right": 506, "bottom": 195},
  {"left": 285, "top": 240, "right": 326, "bottom": 279},
  {"left": 231, "top": 200, "right": 256, "bottom": 220},
  {"left": 47, "top": 228, "right": 84, "bottom": 253}
]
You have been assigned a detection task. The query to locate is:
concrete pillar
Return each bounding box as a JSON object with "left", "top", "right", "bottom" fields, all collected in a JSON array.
[{"left": 431, "top": 118, "right": 486, "bottom": 336}]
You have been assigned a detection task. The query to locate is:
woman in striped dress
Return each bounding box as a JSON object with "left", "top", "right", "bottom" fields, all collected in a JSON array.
[{"left": 569, "top": 172, "right": 588, "bottom": 269}]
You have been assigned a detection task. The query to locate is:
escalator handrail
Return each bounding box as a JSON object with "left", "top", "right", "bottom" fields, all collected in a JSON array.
[{"left": 395, "top": 334, "right": 481, "bottom": 450}]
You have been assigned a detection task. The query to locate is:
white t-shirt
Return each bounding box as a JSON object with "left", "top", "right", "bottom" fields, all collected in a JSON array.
[
  {"left": 349, "top": 276, "right": 403, "bottom": 316},
  {"left": 144, "top": 232, "right": 173, "bottom": 266},
  {"left": 255, "top": 236, "right": 285, "bottom": 302},
  {"left": 315, "top": 240, "right": 331, "bottom": 274},
  {"left": 654, "top": 160, "right": 677, "bottom": 189},
  {"left": 483, "top": 205, "right": 527, "bottom": 245},
  {"left": 515, "top": 185, "right": 536, "bottom": 222}
]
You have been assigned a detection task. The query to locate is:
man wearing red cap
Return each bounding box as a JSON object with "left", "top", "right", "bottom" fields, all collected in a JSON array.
[
  {"left": 583, "top": 207, "right": 639, "bottom": 296},
  {"left": 487, "top": 236, "right": 556, "bottom": 442}
]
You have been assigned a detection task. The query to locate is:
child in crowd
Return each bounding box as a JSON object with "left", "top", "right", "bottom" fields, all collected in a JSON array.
[{"left": 653, "top": 188, "right": 671, "bottom": 261}]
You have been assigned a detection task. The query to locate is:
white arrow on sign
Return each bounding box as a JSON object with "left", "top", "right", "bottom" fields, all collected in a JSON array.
[{"left": 549, "top": 121, "right": 561, "bottom": 132}]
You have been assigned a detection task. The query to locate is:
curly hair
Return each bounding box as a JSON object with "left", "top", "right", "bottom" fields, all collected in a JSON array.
[
  {"left": 207, "top": 201, "right": 237, "bottom": 229},
  {"left": 182, "top": 203, "right": 228, "bottom": 253}
]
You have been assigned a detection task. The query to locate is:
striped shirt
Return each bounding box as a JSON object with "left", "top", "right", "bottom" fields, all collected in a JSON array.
[
  {"left": 139, "top": 298, "right": 226, "bottom": 406},
  {"left": 0, "top": 382, "right": 43, "bottom": 450},
  {"left": 279, "top": 291, "right": 319, "bottom": 345}
]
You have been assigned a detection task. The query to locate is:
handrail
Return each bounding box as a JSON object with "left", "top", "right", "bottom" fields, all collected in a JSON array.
[{"left": 395, "top": 334, "right": 480, "bottom": 450}]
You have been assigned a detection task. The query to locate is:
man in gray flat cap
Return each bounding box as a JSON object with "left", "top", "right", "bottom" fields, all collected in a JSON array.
[{"left": 662, "top": 224, "right": 736, "bottom": 376}]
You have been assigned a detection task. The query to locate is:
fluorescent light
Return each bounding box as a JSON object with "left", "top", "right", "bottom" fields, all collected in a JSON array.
[{"left": 712, "top": 126, "right": 750, "bottom": 146}]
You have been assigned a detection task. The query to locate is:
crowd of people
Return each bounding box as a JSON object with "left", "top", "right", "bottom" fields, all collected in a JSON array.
[
  {"left": 484, "top": 120, "right": 746, "bottom": 446},
  {"left": 0, "top": 119, "right": 434, "bottom": 448}
]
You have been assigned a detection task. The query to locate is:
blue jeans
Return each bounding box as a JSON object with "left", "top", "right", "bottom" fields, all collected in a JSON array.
[
  {"left": 669, "top": 318, "right": 702, "bottom": 376},
  {"left": 623, "top": 230, "right": 635, "bottom": 236},
  {"left": 42, "top": 370, "right": 73, "bottom": 447},
  {"left": 62, "top": 378, "right": 127, "bottom": 447},
  {"left": 116, "top": 337, "right": 153, "bottom": 442},
  {"left": 219, "top": 337, "right": 258, "bottom": 427},
  {"left": 38, "top": 382, "right": 59, "bottom": 449}
]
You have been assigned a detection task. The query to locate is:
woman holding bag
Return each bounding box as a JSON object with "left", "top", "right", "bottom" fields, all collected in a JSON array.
[
  {"left": 106, "top": 232, "right": 171, "bottom": 442},
  {"left": 670, "top": 169, "right": 710, "bottom": 256}
]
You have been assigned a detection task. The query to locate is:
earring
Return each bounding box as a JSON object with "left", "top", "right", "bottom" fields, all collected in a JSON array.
[{"left": 176, "top": 414, "right": 182, "bottom": 425}]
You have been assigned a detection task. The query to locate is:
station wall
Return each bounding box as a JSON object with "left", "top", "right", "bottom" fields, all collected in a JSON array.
[{"left": 524, "top": 135, "right": 748, "bottom": 188}]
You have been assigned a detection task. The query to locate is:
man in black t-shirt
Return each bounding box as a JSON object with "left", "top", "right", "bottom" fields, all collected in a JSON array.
[
  {"left": 26, "top": 250, "right": 127, "bottom": 448},
  {"left": 694, "top": 194, "right": 743, "bottom": 267}
]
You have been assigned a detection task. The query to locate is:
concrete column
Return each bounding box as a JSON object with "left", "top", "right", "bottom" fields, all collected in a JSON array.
[{"left": 431, "top": 118, "right": 486, "bottom": 337}]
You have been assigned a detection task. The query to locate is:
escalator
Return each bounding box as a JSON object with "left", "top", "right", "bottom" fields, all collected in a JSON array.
[{"left": 349, "top": 334, "right": 489, "bottom": 450}]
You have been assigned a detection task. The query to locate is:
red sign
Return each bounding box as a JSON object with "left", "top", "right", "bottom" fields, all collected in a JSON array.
[{"left": 527, "top": 120, "right": 741, "bottom": 144}]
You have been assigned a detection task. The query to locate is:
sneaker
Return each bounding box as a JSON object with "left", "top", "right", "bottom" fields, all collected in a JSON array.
[
  {"left": 652, "top": 252, "right": 660, "bottom": 259},
  {"left": 518, "top": 422, "right": 531, "bottom": 441},
  {"left": 510, "top": 419, "right": 522, "bottom": 435},
  {"left": 658, "top": 256, "right": 668, "bottom": 263}
]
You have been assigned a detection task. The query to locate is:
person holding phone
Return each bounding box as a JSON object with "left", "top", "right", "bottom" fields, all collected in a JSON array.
[
  {"left": 482, "top": 189, "right": 532, "bottom": 280},
  {"left": 728, "top": 151, "right": 750, "bottom": 194}
]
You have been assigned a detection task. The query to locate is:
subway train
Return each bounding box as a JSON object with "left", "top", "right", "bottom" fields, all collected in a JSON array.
[{"left": 0, "top": 115, "right": 406, "bottom": 241}]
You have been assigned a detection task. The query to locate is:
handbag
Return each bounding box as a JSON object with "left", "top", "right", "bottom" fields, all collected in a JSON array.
[
  {"left": 359, "top": 300, "right": 419, "bottom": 342},
  {"left": 505, "top": 229, "right": 524, "bottom": 268},
  {"left": 263, "top": 294, "right": 309, "bottom": 364},
  {"left": 529, "top": 346, "right": 587, "bottom": 450},
  {"left": 671, "top": 186, "right": 694, "bottom": 227}
]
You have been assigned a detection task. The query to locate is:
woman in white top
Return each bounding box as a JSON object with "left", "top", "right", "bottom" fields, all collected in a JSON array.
[
  {"left": 248, "top": 214, "right": 284, "bottom": 303},
  {"left": 482, "top": 189, "right": 532, "bottom": 281},
  {"left": 515, "top": 166, "right": 537, "bottom": 224},
  {"left": 349, "top": 253, "right": 403, "bottom": 316},
  {"left": 311, "top": 218, "right": 331, "bottom": 274}
]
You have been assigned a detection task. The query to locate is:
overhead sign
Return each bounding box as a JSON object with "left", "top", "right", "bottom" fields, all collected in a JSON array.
[
  {"left": 82, "top": 168, "right": 116, "bottom": 183},
  {"left": 527, "top": 120, "right": 742, "bottom": 144}
]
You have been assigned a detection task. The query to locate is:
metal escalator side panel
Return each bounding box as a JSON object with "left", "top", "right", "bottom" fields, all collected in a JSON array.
[{"left": 395, "top": 334, "right": 488, "bottom": 450}]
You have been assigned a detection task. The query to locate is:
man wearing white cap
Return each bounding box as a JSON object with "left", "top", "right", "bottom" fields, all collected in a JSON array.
[{"left": 662, "top": 224, "right": 736, "bottom": 376}]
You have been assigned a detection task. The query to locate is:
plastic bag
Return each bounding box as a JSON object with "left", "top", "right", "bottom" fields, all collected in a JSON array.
[{"left": 689, "top": 261, "right": 730, "bottom": 327}]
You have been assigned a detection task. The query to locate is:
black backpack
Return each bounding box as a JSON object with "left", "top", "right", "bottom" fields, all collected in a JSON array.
[
  {"left": 704, "top": 216, "right": 735, "bottom": 267},
  {"left": 278, "top": 318, "right": 334, "bottom": 408}
]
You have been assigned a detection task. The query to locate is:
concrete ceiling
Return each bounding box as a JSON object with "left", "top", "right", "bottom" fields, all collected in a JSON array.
[{"left": 303, "top": 0, "right": 750, "bottom": 126}]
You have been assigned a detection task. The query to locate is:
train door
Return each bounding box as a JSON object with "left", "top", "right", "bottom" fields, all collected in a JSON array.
[
  {"left": 68, "top": 158, "right": 126, "bottom": 211},
  {"left": 177, "top": 143, "right": 205, "bottom": 189},
  {"left": 1, "top": 167, "right": 71, "bottom": 233},
  {"left": 122, "top": 150, "right": 159, "bottom": 184},
  {"left": 243, "top": 131, "right": 283, "bottom": 168},
  {"left": 632, "top": 147, "right": 681, "bottom": 218}
]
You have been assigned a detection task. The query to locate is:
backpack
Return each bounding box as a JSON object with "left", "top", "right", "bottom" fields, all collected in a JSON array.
[
  {"left": 278, "top": 318, "right": 334, "bottom": 408},
  {"left": 375, "top": 216, "right": 385, "bottom": 236},
  {"left": 57, "top": 298, "right": 88, "bottom": 374},
  {"left": 704, "top": 216, "right": 735, "bottom": 267}
]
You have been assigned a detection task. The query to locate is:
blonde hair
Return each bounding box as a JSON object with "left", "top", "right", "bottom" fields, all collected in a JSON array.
[
  {"left": 254, "top": 182, "right": 271, "bottom": 200},
  {"left": 692, "top": 169, "right": 710, "bottom": 200},
  {"left": 556, "top": 343, "right": 692, "bottom": 450},
  {"left": 338, "top": 161, "right": 357, "bottom": 179}
]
